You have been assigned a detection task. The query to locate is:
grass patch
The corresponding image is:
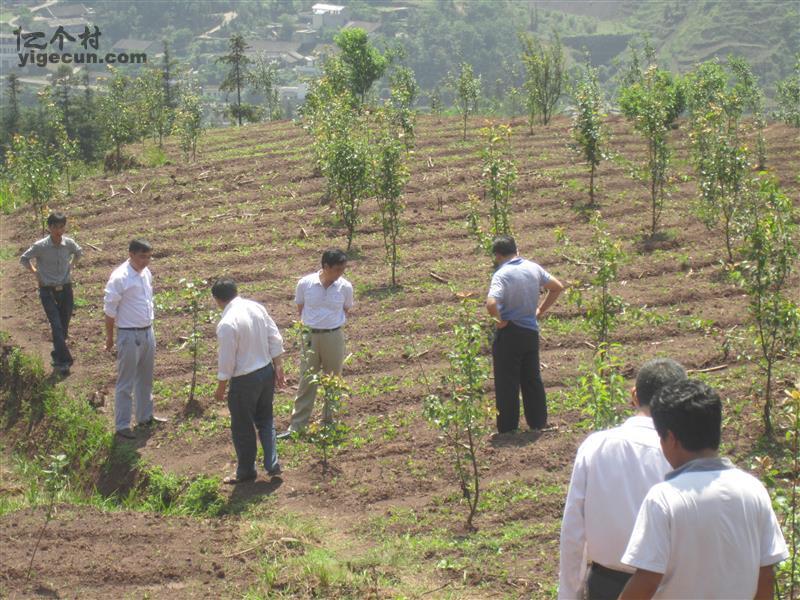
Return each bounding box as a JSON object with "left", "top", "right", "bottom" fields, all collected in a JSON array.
[{"left": 0, "top": 343, "right": 225, "bottom": 518}]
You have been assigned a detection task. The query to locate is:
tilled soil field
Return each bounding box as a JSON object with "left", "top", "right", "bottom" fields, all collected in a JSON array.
[{"left": 1, "top": 115, "right": 798, "bottom": 598}]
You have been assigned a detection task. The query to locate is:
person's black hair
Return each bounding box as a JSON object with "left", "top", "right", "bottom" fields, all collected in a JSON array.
[
  {"left": 128, "top": 239, "right": 152, "bottom": 254},
  {"left": 47, "top": 212, "right": 67, "bottom": 227},
  {"left": 651, "top": 379, "right": 722, "bottom": 451},
  {"left": 491, "top": 235, "right": 517, "bottom": 256},
  {"left": 322, "top": 248, "right": 347, "bottom": 268},
  {"left": 211, "top": 278, "right": 238, "bottom": 302},
  {"left": 635, "top": 358, "right": 687, "bottom": 406}
]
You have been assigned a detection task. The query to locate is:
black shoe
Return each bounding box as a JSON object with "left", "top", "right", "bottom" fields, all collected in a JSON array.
[
  {"left": 116, "top": 428, "right": 136, "bottom": 439},
  {"left": 139, "top": 415, "right": 168, "bottom": 427},
  {"left": 267, "top": 463, "right": 283, "bottom": 477}
]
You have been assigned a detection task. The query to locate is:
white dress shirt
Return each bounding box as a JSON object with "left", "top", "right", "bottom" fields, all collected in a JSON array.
[
  {"left": 295, "top": 272, "right": 353, "bottom": 329},
  {"left": 103, "top": 260, "right": 154, "bottom": 328},
  {"left": 216, "top": 296, "right": 284, "bottom": 381},
  {"left": 622, "top": 461, "right": 788, "bottom": 599},
  {"left": 558, "top": 416, "right": 671, "bottom": 599}
]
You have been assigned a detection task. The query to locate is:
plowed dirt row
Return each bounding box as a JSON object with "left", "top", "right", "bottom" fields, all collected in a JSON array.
[{"left": 1, "top": 115, "right": 797, "bottom": 598}]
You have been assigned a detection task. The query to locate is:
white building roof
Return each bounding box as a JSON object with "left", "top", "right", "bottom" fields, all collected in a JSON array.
[{"left": 312, "top": 3, "right": 345, "bottom": 15}]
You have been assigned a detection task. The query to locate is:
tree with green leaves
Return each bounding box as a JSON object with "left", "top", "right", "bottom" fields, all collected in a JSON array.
[
  {"left": 52, "top": 66, "right": 75, "bottom": 140},
  {"left": 333, "top": 27, "right": 388, "bottom": 107},
  {"left": 467, "top": 124, "right": 517, "bottom": 253},
  {"left": 389, "top": 65, "right": 418, "bottom": 149},
  {"left": 775, "top": 54, "right": 800, "bottom": 128},
  {"left": 728, "top": 55, "right": 767, "bottom": 169},
  {"left": 74, "top": 71, "right": 103, "bottom": 163},
  {"left": 135, "top": 66, "right": 172, "bottom": 147},
  {"left": 249, "top": 53, "right": 282, "bottom": 121},
  {"left": 556, "top": 212, "right": 627, "bottom": 349},
  {"left": 217, "top": 34, "right": 253, "bottom": 126},
  {"left": 98, "top": 67, "right": 138, "bottom": 171},
  {"left": 173, "top": 85, "right": 204, "bottom": 160},
  {"left": 519, "top": 32, "right": 566, "bottom": 129},
  {"left": 374, "top": 131, "right": 409, "bottom": 287},
  {"left": 3, "top": 73, "right": 21, "bottom": 140},
  {"left": 161, "top": 40, "right": 177, "bottom": 111},
  {"left": 446, "top": 62, "right": 481, "bottom": 141},
  {"left": 423, "top": 302, "right": 491, "bottom": 530},
  {"left": 7, "top": 134, "right": 59, "bottom": 231},
  {"left": 325, "top": 116, "right": 371, "bottom": 252},
  {"left": 732, "top": 177, "right": 799, "bottom": 436},
  {"left": 570, "top": 59, "right": 607, "bottom": 206},
  {"left": 303, "top": 372, "right": 350, "bottom": 473},
  {"left": 40, "top": 88, "right": 78, "bottom": 196},
  {"left": 178, "top": 278, "right": 212, "bottom": 416},
  {"left": 685, "top": 59, "right": 752, "bottom": 263},
  {"left": 428, "top": 86, "right": 443, "bottom": 119},
  {"left": 299, "top": 57, "right": 355, "bottom": 174},
  {"left": 618, "top": 57, "right": 684, "bottom": 236}
]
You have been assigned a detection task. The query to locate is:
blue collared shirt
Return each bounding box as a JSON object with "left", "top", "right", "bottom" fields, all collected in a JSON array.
[{"left": 488, "top": 257, "right": 551, "bottom": 330}]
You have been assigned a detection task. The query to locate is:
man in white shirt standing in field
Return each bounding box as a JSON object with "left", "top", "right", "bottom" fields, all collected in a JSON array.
[
  {"left": 212, "top": 278, "right": 286, "bottom": 484},
  {"left": 558, "top": 358, "right": 687, "bottom": 600},
  {"left": 279, "top": 249, "right": 353, "bottom": 438},
  {"left": 104, "top": 239, "right": 166, "bottom": 439},
  {"left": 619, "top": 379, "right": 788, "bottom": 599}
]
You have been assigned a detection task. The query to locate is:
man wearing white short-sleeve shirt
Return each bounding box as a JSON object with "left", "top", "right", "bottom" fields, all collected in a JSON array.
[
  {"left": 103, "top": 239, "right": 166, "bottom": 439},
  {"left": 619, "top": 380, "right": 788, "bottom": 600},
  {"left": 279, "top": 249, "right": 353, "bottom": 437},
  {"left": 558, "top": 358, "right": 687, "bottom": 600}
]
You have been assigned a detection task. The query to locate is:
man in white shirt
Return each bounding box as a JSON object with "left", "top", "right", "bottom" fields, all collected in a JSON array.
[
  {"left": 559, "top": 358, "right": 687, "bottom": 600},
  {"left": 620, "top": 379, "right": 788, "bottom": 599},
  {"left": 104, "top": 239, "right": 166, "bottom": 439},
  {"left": 279, "top": 249, "right": 353, "bottom": 438},
  {"left": 212, "top": 278, "right": 286, "bottom": 484}
]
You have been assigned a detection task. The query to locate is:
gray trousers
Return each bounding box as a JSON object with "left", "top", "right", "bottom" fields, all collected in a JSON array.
[{"left": 114, "top": 327, "right": 155, "bottom": 431}]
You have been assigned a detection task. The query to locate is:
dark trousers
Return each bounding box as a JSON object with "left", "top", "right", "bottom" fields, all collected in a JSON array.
[
  {"left": 227, "top": 364, "right": 278, "bottom": 478},
  {"left": 586, "top": 563, "right": 632, "bottom": 600},
  {"left": 492, "top": 322, "right": 547, "bottom": 432},
  {"left": 38, "top": 284, "right": 74, "bottom": 368}
]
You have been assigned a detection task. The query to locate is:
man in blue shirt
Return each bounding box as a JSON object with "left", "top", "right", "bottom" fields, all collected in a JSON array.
[{"left": 486, "top": 235, "right": 564, "bottom": 433}]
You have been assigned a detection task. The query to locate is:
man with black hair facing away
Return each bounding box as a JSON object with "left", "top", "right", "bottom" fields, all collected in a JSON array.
[
  {"left": 279, "top": 249, "right": 353, "bottom": 438},
  {"left": 558, "top": 358, "right": 688, "bottom": 600},
  {"left": 212, "top": 278, "right": 286, "bottom": 484},
  {"left": 485, "top": 235, "right": 564, "bottom": 433},
  {"left": 20, "top": 212, "right": 82, "bottom": 374},
  {"left": 104, "top": 239, "right": 166, "bottom": 439},
  {"left": 619, "top": 379, "right": 788, "bottom": 599}
]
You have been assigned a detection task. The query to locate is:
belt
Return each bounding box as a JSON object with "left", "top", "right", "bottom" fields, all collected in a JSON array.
[
  {"left": 309, "top": 326, "right": 341, "bottom": 334},
  {"left": 118, "top": 325, "right": 152, "bottom": 331},
  {"left": 590, "top": 562, "right": 633, "bottom": 582},
  {"left": 40, "top": 283, "right": 71, "bottom": 291}
]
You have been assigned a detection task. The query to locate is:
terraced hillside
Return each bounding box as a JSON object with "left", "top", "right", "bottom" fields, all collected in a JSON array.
[{"left": 1, "top": 114, "right": 798, "bottom": 598}]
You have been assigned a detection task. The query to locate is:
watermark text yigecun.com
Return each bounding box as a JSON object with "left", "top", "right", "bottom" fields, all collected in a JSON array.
[
  {"left": 14, "top": 25, "right": 147, "bottom": 68},
  {"left": 19, "top": 51, "right": 147, "bottom": 68}
]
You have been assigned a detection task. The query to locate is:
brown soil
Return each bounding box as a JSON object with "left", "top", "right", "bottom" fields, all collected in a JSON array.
[
  {"left": 0, "top": 114, "right": 797, "bottom": 598},
  {"left": 0, "top": 506, "right": 251, "bottom": 599}
]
